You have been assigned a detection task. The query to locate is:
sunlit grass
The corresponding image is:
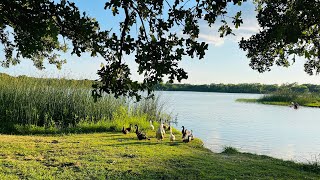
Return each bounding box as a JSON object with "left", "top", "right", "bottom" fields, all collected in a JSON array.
[
  {"left": 236, "top": 98, "right": 258, "bottom": 103},
  {"left": 0, "top": 133, "right": 319, "bottom": 179}
]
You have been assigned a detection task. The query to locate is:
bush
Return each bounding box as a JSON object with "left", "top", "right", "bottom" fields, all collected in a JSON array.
[{"left": 222, "top": 146, "right": 239, "bottom": 154}]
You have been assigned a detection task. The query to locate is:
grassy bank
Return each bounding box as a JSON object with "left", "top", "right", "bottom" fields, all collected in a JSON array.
[
  {"left": 0, "top": 74, "right": 169, "bottom": 134},
  {"left": 236, "top": 91, "right": 320, "bottom": 108},
  {"left": 236, "top": 99, "right": 292, "bottom": 106},
  {"left": 0, "top": 133, "right": 319, "bottom": 179}
]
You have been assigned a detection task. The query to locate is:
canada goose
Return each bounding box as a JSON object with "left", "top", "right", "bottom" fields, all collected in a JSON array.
[
  {"left": 183, "top": 128, "right": 191, "bottom": 139},
  {"left": 163, "top": 124, "right": 168, "bottom": 130},
  {"left": 189, "top": 130, "right": 194, "bottom": 140},
  {"left": 135, "top": 125, "right": 150, "bottom": 140},
  {"left": 181, "top": 125, "right": 185, "bottom": 133},
  {"left": 122, "top": 126, "right": 129, "bottom": 134},
  {"left": 159, "top": 118, "right": 167, "bottom": 132},
  {"left": 169, "top": 126, "right": 175, "bottom": 142},
  {"left": 291, "top": 102, "right": 299, "bottom": 109},
  {"left": 150, "top": 120, "right": 154, "bottom": 130},
  {"left": 182, "top": 126, "right": 186, "bottom": 138},
  {"left": 125, "top": 124, "right": 132, "bottom": 132},
  {"left": 156, "top": 123, "right": 165, "bottom": 141},
  {"left": 185, "top": 129, "right": 191, "bottom": 136},
  {"left": 183, "top": 135, "right": 191, "bottom": 143},
  {"left": 161, "top": 125, "right": 166, "bottom": 135}
]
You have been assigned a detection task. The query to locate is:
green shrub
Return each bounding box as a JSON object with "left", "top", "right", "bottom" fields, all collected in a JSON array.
[{"left": 222, "top": 146, "right": 239, "bottom": 154}]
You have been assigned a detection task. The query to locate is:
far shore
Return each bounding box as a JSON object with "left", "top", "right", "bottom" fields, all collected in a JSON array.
[{"left": 236, "top": 98, "right": 320, "bottom": 108}]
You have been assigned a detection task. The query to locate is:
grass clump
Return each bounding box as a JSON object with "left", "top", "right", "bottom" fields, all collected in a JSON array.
[
  {"left": 222, "top": 146, "right": 239, "bottom": 154},
  {"left": 301, "top": 154, "right": 320, "bottom": 173}
]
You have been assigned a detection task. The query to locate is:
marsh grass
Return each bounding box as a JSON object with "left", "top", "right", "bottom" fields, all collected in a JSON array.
[
  {"left": 0, "top": 74, "right": 168, "bottom": 134},
  {"left": 237, "top": 90, "right": 320, "bottom": 108}
]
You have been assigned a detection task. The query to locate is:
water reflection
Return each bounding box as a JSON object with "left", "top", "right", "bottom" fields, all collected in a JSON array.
[{"left": 160, "top": 91, "right": 320, "bottom": 163}]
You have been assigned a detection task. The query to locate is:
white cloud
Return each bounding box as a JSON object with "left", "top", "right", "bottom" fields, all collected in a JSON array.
[
  {"left": 233, "top": 22, "right": 260, "bottom": 33},
  {"left": 198, "top": 33, "right": 225, "bottom": 46},
  {"left": 197, "top": 17, "right": 261, "bottom": 45}
]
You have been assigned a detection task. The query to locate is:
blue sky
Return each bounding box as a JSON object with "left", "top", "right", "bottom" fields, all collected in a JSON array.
[{"left": 1, "top": 1, "right": 319, "bottom": 85}]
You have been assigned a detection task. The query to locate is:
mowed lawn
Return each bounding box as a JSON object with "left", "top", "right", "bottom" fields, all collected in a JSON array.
[{"left": 0, "top": 132, "right": 319, "bottom": 179}]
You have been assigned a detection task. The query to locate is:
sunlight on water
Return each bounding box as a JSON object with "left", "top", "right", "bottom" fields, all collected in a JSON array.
[{"left": 160, "top": 91, "right": 320, "bottom": 163}]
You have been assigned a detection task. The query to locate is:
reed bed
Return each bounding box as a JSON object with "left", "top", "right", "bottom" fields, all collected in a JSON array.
[
  {"left": 0, "top": 73, "right": 169, "bottom": 134},
  {"left": 258, "top": 90, "right": 320, "bottom": 107}
]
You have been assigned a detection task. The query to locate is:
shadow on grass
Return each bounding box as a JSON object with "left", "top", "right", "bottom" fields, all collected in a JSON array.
[
  {"left": 102, "top": 149, "right": 320, "bottom": 179},
  {"left": 106, "top": 140, "right": 183, "bottom": 147},
  {"left": 0, "top": 124, "right": 121, "bottom": 136}
]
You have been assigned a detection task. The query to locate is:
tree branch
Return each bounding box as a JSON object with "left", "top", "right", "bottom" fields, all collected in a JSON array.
[
  {"left": 132, "top": 3, "right": 149, "bottom": 42},
  {"left": 118, "top": 6, "right": 130, "bottom": 63}
]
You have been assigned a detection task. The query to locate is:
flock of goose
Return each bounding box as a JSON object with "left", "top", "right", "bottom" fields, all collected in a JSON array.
[{"left": 122, "top": 121, "right": 195, "bottom": 143}]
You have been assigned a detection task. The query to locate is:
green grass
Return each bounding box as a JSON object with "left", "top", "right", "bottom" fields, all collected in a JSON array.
[
  {"left": 0, "top": 132, "right": 319, "bottom": 179},
  {"left": 237, "top": 99, "right": 291, "bottom": 106},
  {"left": 236, "top": 98, "right": 258, "bottom": 103},
  {"left": 305, "top": 102, "right": 320, "bottom": 107}
]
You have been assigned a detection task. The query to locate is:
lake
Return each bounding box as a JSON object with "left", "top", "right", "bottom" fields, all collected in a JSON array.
[{"left": 160, "top": 91, "right": 320, "bottom": 163}]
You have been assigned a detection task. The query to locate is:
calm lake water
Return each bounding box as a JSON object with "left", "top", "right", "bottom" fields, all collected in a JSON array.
[{"left": 160, "top": 91, "right": 320, "bottom": 163}]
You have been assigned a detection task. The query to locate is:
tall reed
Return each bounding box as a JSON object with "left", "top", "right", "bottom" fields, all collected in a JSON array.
[
  {"left": 0, "top": 74, "right": 169, "bottom": 134},
  {"left": 258, "top": 89, "right": 320, "bottom": 106}
]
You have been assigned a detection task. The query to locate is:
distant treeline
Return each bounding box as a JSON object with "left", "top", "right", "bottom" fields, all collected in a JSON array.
[
  {"left": 156, "top": 83, "right": 320, "bottom": 94},
  {"left": 2, "top": 73, "right": 320, "bottom": 94}
]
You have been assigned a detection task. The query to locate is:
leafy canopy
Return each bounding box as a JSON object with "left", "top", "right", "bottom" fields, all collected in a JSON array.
[
  {"left": 0, "top": 0, "right": 319, "bottom": 100},
  {"left": 240, "top": 0, "right": 320, "bottom": 75}
]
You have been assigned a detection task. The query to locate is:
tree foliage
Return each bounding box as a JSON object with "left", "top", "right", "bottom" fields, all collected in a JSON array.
[
  {"left": 240, "top": 0, "right": 320, "bottom": 75},
  {"left": 94, "top": 0, "right": 244, "bottom": 100},
  {"left": 0, "top": 0, "right": 108, "bottom": 70},
  {"left": 157, "top": 82, "right": 317, "bottom": 94},
  {"left": 1, "top": 0, "right": 319, "bottom": 100},
  {"left": 0, "top": 0, "right": 244, "bottom": 100}
]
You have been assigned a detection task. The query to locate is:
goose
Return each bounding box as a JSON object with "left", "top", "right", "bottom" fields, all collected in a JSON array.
[
  {"left": 156, "top": 123, "right": 165, "bottom": 141},
  {"left": 150, "top": 120, "right": 154, "bottom": 130},
  {"left": 122, "top": 126, "right": 129, "bottom": 134},
  {"left": 185, "top": 129, "right": 191, "bottom": 135},
  {"left": 189, "top": 130, "right": 194, "bottom": 140},
  {"left": 183, "top": 128, "right": 192, "bottom": 139},
  {"left": 169, "top": 126, "right": 175, "bottom": 142},
  {"left": 134, "top": 125, "right": 150, "bottom": 140},
  {"left": 181, "top": 125, "right": 185, "bottom": 133},
  {"left": 183, "top": 135, "right": 191, "bottom": 143},
  {"left": 161, "top": 125, "right": 166, "bottom": 135},
  {"left": 160, "top": 119, "right": 167, "bottom": 133},
  {"left": 125, "top": 124, "right": 132, "bottom": 132},
  {"left": 163, "top": 124, "right": 168, "bottom": 130},
  {"left": 182, "top": 126, "right": 186, "bottom": 139}
]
